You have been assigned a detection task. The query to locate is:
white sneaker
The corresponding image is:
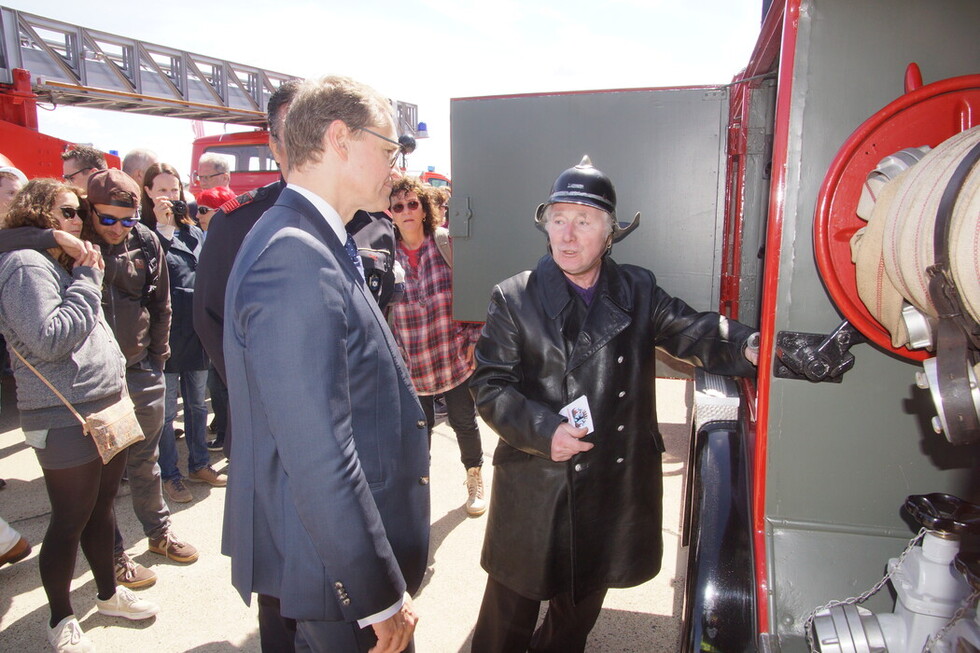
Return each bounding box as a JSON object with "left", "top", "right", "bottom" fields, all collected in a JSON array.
[
  {"left": 47, "top": 615, "right": 95, "bottom": 652},
  {"left": 465, "top": 466, "right": 488, "bottom": 516},
  {"left": 96, "top": 585, "right": 160, "bottom": 620}
]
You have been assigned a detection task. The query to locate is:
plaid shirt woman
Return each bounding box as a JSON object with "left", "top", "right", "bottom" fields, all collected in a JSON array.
[{"left": 388, "top": 176, "right": 488, "bottom": 516}]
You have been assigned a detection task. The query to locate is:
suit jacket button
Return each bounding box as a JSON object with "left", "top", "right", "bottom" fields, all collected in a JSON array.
[
  {"left": 342, "top": 598, "right": 351, "bottom": 606},
  {"left": 419, "top": 476, "right": 429, "bottom": 485},
  {"left": 334, "top": 582, "right": 344, "bottom": 590},
  {"left": 416, "top": 420, "right": 426, "bottom": 429}
]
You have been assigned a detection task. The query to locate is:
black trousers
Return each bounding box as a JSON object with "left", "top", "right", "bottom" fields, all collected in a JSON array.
[
  {"left": 419, "top": 376, "right": 483, "bottom": 470},
  {"left": 258, "top": 594, "right": 296, "bottom": 653},
  {"left": 472, "top": 576, "right": 607, "bottom": 653}
]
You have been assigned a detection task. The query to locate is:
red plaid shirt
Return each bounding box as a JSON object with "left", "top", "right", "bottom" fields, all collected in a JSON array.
[{"left": 390, "top": 235, "right": 481, "bottom": 395}]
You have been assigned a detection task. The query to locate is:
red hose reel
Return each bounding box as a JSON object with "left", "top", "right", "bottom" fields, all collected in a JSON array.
[{"left": 813, "top": 65, "right": 980, "bottom": 361}]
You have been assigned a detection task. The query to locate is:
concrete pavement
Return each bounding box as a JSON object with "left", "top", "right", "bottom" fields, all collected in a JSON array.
[{"left": 0, "top": 373, "right": 693, "bottom": 652}]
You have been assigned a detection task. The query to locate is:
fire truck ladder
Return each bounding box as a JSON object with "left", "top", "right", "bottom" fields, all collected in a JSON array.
[
  {"left": 0, "top": 5, "right": 300, "bottom": 126},
  {"left": 0, "top": 5, "right": 420, "bottom": 133}
]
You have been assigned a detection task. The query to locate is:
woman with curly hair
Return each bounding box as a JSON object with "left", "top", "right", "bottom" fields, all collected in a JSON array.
[
  {"left": 0, "top": 179, "right": 159, "bottom": 651},
  {"left": 388, "top": 175, "right": 487, "bottom": 516},
  {"left": 140, "top": 163, "right": 224, "bottom": 504}
]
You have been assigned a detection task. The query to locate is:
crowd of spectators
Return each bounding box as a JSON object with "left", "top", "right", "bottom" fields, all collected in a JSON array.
[
  {"left": 0, "top": 124, "right": 461, "bottom": 651},
  {"left": 0, "top": 145, "right": 241, "bottom": 651}
]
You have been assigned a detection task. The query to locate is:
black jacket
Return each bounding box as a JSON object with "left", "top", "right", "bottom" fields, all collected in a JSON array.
[
  {"left": 158, "top": 224, "right": 208, "bottom": 371},
  {"left": 471, "top": 254, "right": 756, "bottom": 600},
  {"left": 194, "top": 179, "right": 284, "bottom": 382}
]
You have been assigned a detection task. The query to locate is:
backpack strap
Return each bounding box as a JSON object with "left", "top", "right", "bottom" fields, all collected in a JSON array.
[
  {"left": 433, "top": 227, "right": 452, "bottom": 269},
  {"left": 130, "top": 223, "right": 159, "bottom": 306}
]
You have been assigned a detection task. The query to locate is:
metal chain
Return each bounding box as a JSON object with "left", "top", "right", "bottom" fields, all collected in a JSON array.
[
  {"left": 803, "top": 528, "right": 928, "bottom": 652},
  {"left": 921, "top": 588, "right": 980, "bottom": 653}
]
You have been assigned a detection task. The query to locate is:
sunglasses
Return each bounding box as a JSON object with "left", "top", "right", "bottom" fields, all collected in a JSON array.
[
  {"left": 59, "top": 206, "right": 86, "bottom": 220},
  {"left": 95, "top": 210, "right": 139, "bottom": 228},
  {"left": 198, "top": 205, "right": 216, "bottom": 215},
  {"left": 391, "top": 200, "right": 420, "bottom": 213}
]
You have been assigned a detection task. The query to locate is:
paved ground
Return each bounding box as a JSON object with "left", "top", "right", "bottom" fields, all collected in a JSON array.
[{"left": 0, "top": 373, "right": 694, "bottom": 652}]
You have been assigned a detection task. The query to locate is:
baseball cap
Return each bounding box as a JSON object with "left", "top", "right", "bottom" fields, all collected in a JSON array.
[{"left": 86, "top": 169, "right": 140, "bottom": 207}]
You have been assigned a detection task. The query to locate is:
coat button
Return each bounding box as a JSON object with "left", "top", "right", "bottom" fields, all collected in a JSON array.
[
  {"left": 342, "top": 598, "right": 351, "bottom": 606},
  {"left": 617, "top": 356, "right": 624, "bottom": 363},
  {"left": 419, "top": 476, "right": 429, "bottom": 485},
  {"left": 416, "top": 420, "right": 426, "bottom": 429},
  {"left": 618, "top": 390, "right": 626, "bottom": 398},
  {"left": 616, "top": 457, "right": 624, "bottom": 464},
  {"left": 574, "top": 463, "right": 582, "bottom": 472},
  {"left": 334, "top": 582, "right": 343, "bottom": 589},
  {"left": 617, "top": 425, "right": 624, "bottom": 432}
]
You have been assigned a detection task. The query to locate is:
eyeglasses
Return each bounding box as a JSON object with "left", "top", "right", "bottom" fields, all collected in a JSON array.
[
  {"left": 198, "top": 205, "right": 216, "bottom": 215},
  {"left": 391, "top": 200, "right": 420, "bottom": 213},
  {"left": 59, "top": 206, "right": 85, "bottom": 220},
  {"left": 95, "top": 210, "right": 139, "bottom": 228},
  {"left": 194, "top": 171, "right": 226, "bottom": 182},
  {"left": 63, "top": 167, "right": 94, "bottom": 183},
  {"left": 358, "top": 127, "right": 403, "bottom": 167}
]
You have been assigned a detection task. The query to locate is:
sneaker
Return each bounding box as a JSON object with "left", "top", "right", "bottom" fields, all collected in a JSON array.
[
  {"left": 114, "top": 552, "right": 157, "bottom": 589},
  {"left": 464, "top": 466, "right": 488, "bottom": 516},
  {"left": 47, "top": 615, "right": 94, "bottom": 652},
  {"left": 0, "top": 535, "right": 30, "bottom": 566},
  {"left": 96, "top": 585, "right": 160, "bottom": 620},
  {"left": 188, "top": 465, "right": 227, "bottom": 487},
  {"left": 206, "top": 438, "right": 224, "bottom": 452},
  {"left": 148, "top": 531, "right": 198, "bottom": 563},
  {"left": 163, "top": 477, "right": 193, "bottom": 503}
]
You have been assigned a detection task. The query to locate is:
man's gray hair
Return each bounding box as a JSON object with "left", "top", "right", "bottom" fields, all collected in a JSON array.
[
  {"left": 542, "top": 203, "right": 615, "bottom": 238},
  {"left": 199, "top": 152, "right": 230, "bottom": 174},
  {"left": 283, "top": 75, "right": 393, "bottom": 172},
  {"left": 122, "top": 148, "right": 158, "bottom": 177}
]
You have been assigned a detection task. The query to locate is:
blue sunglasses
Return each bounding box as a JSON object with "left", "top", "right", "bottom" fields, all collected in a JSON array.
[{"left": 95, "top": 210, "right": 139, "bottom": 228}]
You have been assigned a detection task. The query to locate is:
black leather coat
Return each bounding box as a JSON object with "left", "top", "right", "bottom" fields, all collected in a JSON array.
[{"left": 471, "top": 255, "right": 756, "bottom": 601}]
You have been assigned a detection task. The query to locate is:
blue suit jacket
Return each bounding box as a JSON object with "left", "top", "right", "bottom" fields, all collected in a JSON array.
[{"left": 222, "top": 188, "right": 430, "bottom": 622}]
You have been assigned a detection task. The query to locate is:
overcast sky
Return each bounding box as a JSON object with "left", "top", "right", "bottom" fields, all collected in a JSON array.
[{"left": 9, "top": 0, "right": 764, "bottom": 180}]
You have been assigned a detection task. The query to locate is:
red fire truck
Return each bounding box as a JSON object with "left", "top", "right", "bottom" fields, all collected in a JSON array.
[{"left": 449, "top": 1, "right": 979, "bottom": 651}]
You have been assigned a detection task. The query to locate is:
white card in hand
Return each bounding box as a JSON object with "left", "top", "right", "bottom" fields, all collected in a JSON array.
[{"left": 559, "top": 395, "right": 594, "bottom": 434}]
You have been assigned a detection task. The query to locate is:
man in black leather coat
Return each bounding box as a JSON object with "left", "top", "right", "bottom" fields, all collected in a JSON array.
[{"left": 469, "top": 156, "right": 760, "bottom": 653}]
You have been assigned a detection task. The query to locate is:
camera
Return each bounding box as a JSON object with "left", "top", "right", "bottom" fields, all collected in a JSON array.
[{"left": 171, "top": 200, "right": 187, "bottom": 217}]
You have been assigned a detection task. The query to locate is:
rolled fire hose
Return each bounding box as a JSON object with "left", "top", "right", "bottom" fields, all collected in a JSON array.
[{"left": 851, "top": 126, "right": 980, "bottom": 349}]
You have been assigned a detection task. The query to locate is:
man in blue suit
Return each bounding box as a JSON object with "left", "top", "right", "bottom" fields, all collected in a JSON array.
[{"left": 223, "top": 75, "right": 430, "bottom": 653}]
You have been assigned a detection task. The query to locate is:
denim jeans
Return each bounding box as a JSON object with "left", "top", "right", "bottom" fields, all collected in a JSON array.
[
  {"left": 419, "top": 375, "right": 484, "bottom": 470},
  {"left": 160, "top": 370, "right": 210, "bottom": 480}
]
